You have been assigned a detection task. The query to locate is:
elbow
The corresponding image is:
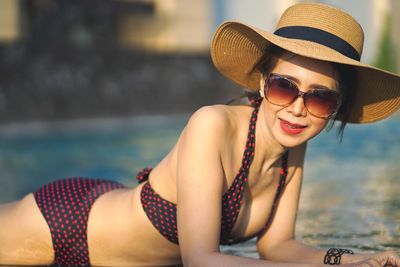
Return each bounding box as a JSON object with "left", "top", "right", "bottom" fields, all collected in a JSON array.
[
  {"left": 257, "top": 242, "right": 276, "bottom": 261},
  {"left": 182, "top": 252, "right": 220, "bottom": 267},
  {"left": 257, "top": 240, "right": 286, "bottom": 261},
  {"left": 182, "top": 255, "right": 207, "bottom": 267},
  {"left": 258, "top": 250, "right": 271, "bottom": 261},
  {"left": 182, "top": 256, "right": 199, "bottom": 267},
  {"left": 257, "top": 239, "right": 295, "bottom": 261}
]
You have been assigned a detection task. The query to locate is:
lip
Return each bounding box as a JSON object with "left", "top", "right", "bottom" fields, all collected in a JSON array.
[{"left": 279, "top": 119, "right": 307, "bottom": 135}]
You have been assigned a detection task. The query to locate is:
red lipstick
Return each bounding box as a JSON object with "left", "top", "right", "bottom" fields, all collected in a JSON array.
[{"left": 279, "top": 119, "right": 307, "bottom": 135}]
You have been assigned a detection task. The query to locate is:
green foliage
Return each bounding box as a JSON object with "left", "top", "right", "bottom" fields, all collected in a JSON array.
[{"left": 372, "top": 15, "right": 397, "bottom": 72}]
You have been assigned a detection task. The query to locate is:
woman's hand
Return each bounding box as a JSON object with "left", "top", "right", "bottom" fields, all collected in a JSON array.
[{"left": 342, "top": 251, "right": 400, "bottom": 266}]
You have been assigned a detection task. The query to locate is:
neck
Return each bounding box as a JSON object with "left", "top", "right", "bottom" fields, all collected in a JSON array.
[{"left": 254, "top": 102, "right": 287, "bottom": 165}]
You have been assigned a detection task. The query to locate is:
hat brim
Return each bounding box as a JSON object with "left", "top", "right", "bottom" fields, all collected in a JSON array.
[{"left": 211, "top": 21, "right": 400, "bottom": 124}]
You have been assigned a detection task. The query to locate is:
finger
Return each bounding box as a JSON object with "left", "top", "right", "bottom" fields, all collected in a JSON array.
[
  {"left": 392, "top": 255, "right": 400, "bottom": 266},
  {"left": 369, "top": 258, "right": 384, "bottom": 267},
  {"left": 382, "top": 258, "right": 391, "bottom": 267},
  {"left": 383, "top": 262, "right": 396, "bottom": 267},
  {"left": 386, "top": 251, "right": 400, "bottom": 266},
  {"left": 358, "top": 261, "right": 372, "bottom": 267},
  {"left": 384, "top": 258, "right": 396, "bottom": 267},
  {"left": 357, "top": 258, "right": 382, "bottom": 267}
]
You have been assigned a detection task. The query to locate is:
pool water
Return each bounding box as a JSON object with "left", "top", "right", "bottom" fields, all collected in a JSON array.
[{"left": 0, "top": 113, "right": 399, "bottom": 259}]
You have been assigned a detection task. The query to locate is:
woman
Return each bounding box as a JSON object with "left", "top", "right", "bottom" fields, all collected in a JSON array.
[{"left": 1, "top": 3, "right": 399, "bottom": 267}]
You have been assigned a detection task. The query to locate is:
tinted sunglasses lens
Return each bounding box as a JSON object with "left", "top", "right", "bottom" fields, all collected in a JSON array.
[
  {"left": 304, "top": 90, "right": 339, "bottom": 117},
  {"left": 266, "top": 77, "right": 298, "bottom": 105}
]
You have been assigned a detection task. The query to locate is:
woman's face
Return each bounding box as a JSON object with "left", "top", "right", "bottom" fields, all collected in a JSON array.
[{"left": 260, "top": 53, "right": 339, "bottom": 148}]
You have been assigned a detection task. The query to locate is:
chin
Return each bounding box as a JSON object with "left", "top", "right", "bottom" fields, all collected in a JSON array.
[{"left": 277, "top": 136, "right": 307, "bottom": 148}]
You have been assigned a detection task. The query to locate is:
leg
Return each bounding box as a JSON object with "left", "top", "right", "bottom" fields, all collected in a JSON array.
[{"left": 0, "top": 193, "right": 54, "bottom": 265}]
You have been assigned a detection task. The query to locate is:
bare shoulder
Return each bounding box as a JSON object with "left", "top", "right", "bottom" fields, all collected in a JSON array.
[
  {"left": 175, "top": 104, "right": 252, "bottom": 165},
  {"left": 183, "top": 105, "right": 246, "bottom": 141},
  {"left": 187, "top": 105, "right": 233, "bottom": 128}
]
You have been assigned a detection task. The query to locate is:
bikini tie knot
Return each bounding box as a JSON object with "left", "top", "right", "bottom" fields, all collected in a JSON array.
[
  {"left": 247, "top": 92, "right": 263, "bottom": 108},
  {"left": 136, "top": 167, "right": 153, "bottom": 183}
]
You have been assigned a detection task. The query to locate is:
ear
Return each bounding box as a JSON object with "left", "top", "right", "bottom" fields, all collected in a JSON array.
[{"left": 259, "top": 74, "right": 265, "bottom": 98}]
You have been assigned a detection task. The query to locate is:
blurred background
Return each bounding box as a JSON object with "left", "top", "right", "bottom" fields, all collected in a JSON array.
[
  {"left": 0, "top": 0, "right": 398, "bottom": 122},
  {"left": 0, "top": 0, "right": 399, "bottom": 258}
]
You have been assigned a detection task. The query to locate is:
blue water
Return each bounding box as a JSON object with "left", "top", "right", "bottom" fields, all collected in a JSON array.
[
  {"left": 0, "top": 113, "right": 399, "bottom": 257},
  {"left": 0, "top": 115, "right": 186, "bottom": 202}
]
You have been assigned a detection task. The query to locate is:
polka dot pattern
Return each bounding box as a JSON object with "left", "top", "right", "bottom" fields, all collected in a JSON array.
[
  {"left": 137, "top": 97, "right": 289, "bottom": 246},
  {"left": 140, "top": 182, "right": 178, "bottom": 244},
  {"left": 33, "top": 178, "right": 126, "bottom": 266},
  {"left": 247, "top": 92, "right": 263, "bottom": 107},
  {"left": 220, "top": 104, "right": 259, "bottom": 244}
]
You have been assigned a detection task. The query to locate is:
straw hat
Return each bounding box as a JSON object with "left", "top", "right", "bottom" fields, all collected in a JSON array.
[{"left": 211, "top": 3, "right": 400, "bottom": 123}]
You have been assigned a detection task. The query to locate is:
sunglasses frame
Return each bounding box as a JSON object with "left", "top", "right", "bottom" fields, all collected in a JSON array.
[{"left": 264, "top": 73, "right": 342, "bottom": 119}]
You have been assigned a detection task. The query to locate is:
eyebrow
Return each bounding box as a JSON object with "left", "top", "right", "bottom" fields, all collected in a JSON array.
[{"left": 276, "top": 73, "right": 337, "bottom": 91}]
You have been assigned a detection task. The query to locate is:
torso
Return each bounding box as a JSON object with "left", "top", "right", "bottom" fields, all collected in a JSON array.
[
  {"left": 87, "top": 185, "right": 182, "bottom": 266},
  {"left": 87, "top": 104, "right": 292, "bottom": 266},
  {"left": 21, "top": 104, "right": 299, "bottom": 266}
]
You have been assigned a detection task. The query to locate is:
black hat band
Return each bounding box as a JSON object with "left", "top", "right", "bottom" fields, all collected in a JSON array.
[{"left": 274, "top": 26, "right": 361, "bottom": 61}]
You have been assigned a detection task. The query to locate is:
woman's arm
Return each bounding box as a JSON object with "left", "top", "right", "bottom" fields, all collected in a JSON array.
[
  {"left": 255, "top": 144, "right": 352, "bottom": 264},
  {"left": 255, "top": 142, "right": 323, "bottom": 263},
  {"left": 256, "top": 144, "right": 400, "bottom": 267},
  {"left": 175, "top": 106, "right": 319, "bottom": 267},
  {"left": 262, "top": 239, "right": 400, "bottom": 266}
]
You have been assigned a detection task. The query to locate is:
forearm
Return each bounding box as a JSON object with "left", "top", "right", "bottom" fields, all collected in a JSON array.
[
  {"left": 261, "top": 239, "right": 353, "bottom": 265},
  {"left": 185, "top": 251, "right": 321, "bottom": 267}
]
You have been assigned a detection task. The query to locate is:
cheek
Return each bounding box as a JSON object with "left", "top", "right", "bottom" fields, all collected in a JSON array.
[
  {"left": 310, "top": 117, "right": 330, "bottom": 134},
  {"left": 264, "top": 101, "right": 284, "bottom": 116},
  {"left": 263, "top": 101, "right": 329, "bottom": 139}
]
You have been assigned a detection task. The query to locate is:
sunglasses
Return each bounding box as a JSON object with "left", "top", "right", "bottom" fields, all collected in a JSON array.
[{"left": 264, "top": 73, "right": 342, "bottom": 119}]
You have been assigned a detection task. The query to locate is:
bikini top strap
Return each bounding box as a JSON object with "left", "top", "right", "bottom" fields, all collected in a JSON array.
[
  {"left": 259, "top": 150, "right": 289, "bottom": 233},
  {"left": 247, "top": 92, "right": 263, "bottom": 108},
  {"left": 238, "top": 93, "right": 263, "bottom": 175}
]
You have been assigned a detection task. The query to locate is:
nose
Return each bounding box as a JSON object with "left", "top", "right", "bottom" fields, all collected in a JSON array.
[{"left": 286, "top": 93, "right": 308, "bottom": 117}]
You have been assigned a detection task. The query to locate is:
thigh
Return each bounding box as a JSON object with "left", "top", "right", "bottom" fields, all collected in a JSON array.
[{"left": 0, "top": 193, "right": 54, "bottom": 265}]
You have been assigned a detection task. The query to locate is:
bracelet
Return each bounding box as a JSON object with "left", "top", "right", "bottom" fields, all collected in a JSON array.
[{"left": 323, "top": 248, "right": 354, "bottom": 265}]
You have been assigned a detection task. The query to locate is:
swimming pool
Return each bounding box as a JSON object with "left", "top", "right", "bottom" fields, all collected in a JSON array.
[{"left": 0, "top": 113, "right": 399, "bottom": 259}]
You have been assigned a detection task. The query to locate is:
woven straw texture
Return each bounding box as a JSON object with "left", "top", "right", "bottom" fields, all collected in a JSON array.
[{"left": 211, "top": 3, "right": 400, "bottom": 123}]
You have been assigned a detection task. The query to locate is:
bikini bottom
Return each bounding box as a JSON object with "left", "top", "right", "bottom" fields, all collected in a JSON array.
[{"left": 33, "top": 178, "right": 126, "bottom": 266}]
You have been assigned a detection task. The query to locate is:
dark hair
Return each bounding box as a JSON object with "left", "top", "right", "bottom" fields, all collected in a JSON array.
[
  {"left": 327, "top": 63, "right": 357, "bottom": 140},
  {"left": 251, "top": 44, "right": 358, "bottom": 141}
]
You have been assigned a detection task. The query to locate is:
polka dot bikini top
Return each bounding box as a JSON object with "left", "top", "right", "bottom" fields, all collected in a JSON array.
[{"left": 136, "top": 95, "right": 289, "bottom": 245}]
